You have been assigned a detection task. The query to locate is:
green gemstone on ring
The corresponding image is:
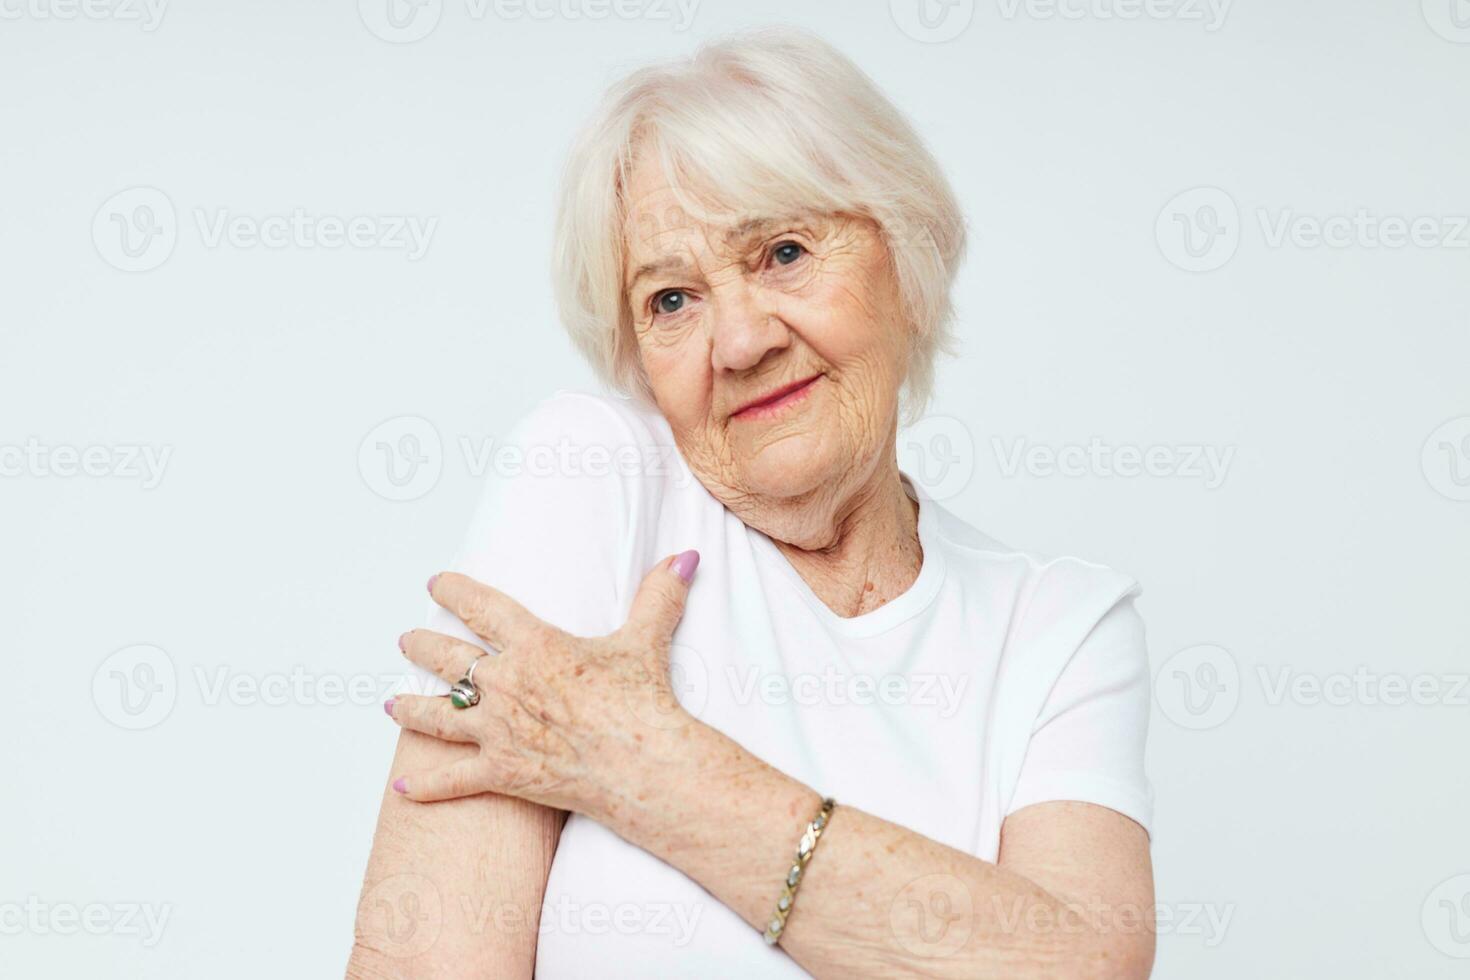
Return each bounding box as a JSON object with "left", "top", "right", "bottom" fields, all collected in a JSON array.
[{"left": 450, "top": 686, "right": 474, "bottom": 709}]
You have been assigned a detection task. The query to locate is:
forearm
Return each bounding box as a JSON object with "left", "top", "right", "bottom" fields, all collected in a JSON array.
[
  {"left": 588, "top": 720, "right": 1142, "bottom": 980},
  {"left": 348, "top": 731, "right": 563, "bottom": 980}
]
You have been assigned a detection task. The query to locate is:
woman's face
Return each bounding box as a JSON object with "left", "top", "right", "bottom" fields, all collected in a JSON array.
[{"left": 621, "top": 156, "right": 911, "bottom": 524}]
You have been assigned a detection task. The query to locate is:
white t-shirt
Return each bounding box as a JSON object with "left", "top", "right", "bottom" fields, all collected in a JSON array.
[{"left": 408, "top": 390, "right": 1153, "bottom": 979}]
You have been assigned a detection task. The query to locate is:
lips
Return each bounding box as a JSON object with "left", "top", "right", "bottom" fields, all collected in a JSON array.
[{"left": 730, "top": 373, "right": 823, "bottom": 420}]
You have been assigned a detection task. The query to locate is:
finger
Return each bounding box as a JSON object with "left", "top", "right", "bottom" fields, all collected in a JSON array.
[
  {"left": 428, "top": 572, "right": 541, "bottom": 651},
  {"left": 400, "top": 629, "right": 491, "bottom": 684},
  {"left": 386, "top": 694, "right": 477, "bottom": 744},
  {"left": 623, "top": 550, "right": 698, "bottom": 646},
  {"left": 391, "top": 758, "right": 491, "bottom": 802}
]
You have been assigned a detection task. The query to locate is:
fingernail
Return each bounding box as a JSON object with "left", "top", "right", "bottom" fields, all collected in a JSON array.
[
  {"left": 426, "top": 574, "right": 439, "bottom": 594},
  {"left": 397, "top": 631, "right": 410, "bottom": 653},
  {"left": 392, "top": 777, "right": 408, "bottom": 794},
  {"left": 383, "top": 698, "right": 396, "bottom": 717},
  {"left": 670, "top": 549, "right": 700, "bottom": 584}
]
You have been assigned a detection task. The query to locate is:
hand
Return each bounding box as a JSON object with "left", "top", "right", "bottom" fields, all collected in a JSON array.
[{"left": 384, "top": 550, "right": 701, "bottom": 818}]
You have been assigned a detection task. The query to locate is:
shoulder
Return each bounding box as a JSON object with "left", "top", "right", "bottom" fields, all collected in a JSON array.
[
  {"left": 506, "top": 388, "right": 672, "bottom": 451},
  {"left": 456, "top": 389, "right": 674, "bottom": 528},
  {"left": 484, "top": 388, "right": 690, "bottom": 571},
  {"left": 447, "top": 390, "right": 678, "bottom": 633},
  {"left": 924, "top": 497, "right": 1141, "bottom": 615},
  {"left": 495, "top": 389, "right": 685, "bottom": 499},
  {"left": 921, "top": 496, "right": 1145, "bottom": 701}
]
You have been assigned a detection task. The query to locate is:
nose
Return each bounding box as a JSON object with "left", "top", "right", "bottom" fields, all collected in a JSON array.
[{"left": 707, "top": 281, "right": 790, "bottom": 374}]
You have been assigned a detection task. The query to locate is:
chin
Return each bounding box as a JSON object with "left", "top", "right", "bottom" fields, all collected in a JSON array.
[{"left": 736, "top": 427, "right": 845, "bottom": 500}]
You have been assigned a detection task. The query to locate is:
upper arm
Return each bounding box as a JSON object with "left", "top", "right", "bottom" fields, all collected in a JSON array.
[
  {"left": 1007, "top": 592, "right": 1154, "bottom": 840},
  {"left": 997, "top": 801, "right": 1155, "bottom": 980},
  {"left": 350, "top": 394, "right": 652, "bottom": 978},
  {"left": 350, "top": 732, "right": 563, "bottom": 979},
  {"left": 995, "top": 589, "right": 1156, "bottom": 977}
]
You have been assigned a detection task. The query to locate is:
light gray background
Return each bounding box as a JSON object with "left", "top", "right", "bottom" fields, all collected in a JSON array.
[{"left": 3, "top": 1, "right": 1467, "bottom": 977}]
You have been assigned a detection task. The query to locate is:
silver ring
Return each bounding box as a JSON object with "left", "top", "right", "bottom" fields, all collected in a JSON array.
[
  {"left": 450, "top": 654, "right": 489, "bottom": 709},
  {"left": 465, "top": 654, "right": 488, "bottom": 687}
]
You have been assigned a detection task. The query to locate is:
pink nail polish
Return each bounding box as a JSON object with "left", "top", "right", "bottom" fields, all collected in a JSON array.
[
  {"left": 670, "top": 550, "right": 700, "bottom": 584},
  {"left": 383, "top": 698, "right": 396, "bottom": 717},
  {"left": 392, "top": 777, "right": 408, "bottom": 794},
  {"left": 427, "top": 574, "right": 439, "bottom": 594},
  {"left": 397, "top": 632, "right": 410, "bottom": 653}
]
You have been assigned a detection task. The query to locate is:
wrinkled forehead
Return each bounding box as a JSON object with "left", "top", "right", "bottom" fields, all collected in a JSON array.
[{"left": 619, "top": 146, "right": 824, "bottom": 277}]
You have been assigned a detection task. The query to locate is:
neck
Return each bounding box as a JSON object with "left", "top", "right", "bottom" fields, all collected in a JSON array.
[{"left": 766, "top": 449, "right": 923, "bottom": 620}]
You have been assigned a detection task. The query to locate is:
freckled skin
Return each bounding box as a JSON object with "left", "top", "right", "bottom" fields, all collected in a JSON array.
[
  {"left": 621, "top": 154, "right": 921, "bottom": 616},
  {"left": 352, "top": 152, "right": 1154, "bottom": 980}
]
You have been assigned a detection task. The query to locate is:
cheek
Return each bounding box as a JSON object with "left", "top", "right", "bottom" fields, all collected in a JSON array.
[
  {"left": 794, "top": 271, "right": 906, "bottom": 378},
  {"left": 638, "top": 326, "right": 713, "bottom": 434}
]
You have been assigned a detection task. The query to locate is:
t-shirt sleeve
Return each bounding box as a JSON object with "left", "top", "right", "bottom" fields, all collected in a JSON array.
[
  {"left": 1004, "top": 594, "right": 1154, "bottom": 836},
  {"left": 400, "top": 392, "right": 649, "bottom": 696}
]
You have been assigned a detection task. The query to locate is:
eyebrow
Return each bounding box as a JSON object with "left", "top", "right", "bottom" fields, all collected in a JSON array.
[
  {"left": 720, "top": 215, "right": 783, "bottom": 244},
  {"left": 624, "top": 213, "right": 809, "bottom": 290},
  {"left": 625, "top": 255, "right": 692, "bottom": 291}
]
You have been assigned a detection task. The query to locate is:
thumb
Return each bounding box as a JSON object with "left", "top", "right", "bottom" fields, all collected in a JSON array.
[{"left": 625, "top": 550, "right": 699, "bottom": 645}]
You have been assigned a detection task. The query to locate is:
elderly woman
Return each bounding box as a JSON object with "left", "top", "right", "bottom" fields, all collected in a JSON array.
[{"left": 349, "top": 28, "right": 1155, "bottom": 980}]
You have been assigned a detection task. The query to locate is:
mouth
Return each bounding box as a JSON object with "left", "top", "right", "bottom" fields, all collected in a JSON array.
[{"left": 729, "top": 373, "right": 824, "bottom": 421}]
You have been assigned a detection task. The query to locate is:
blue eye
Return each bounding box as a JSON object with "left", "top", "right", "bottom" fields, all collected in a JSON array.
[
  {"left": 773, "top": 242, "right": 805, "bottom": 265},
  {"left": 655, "top": 290, "right": 686, "bottom": 315}
]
